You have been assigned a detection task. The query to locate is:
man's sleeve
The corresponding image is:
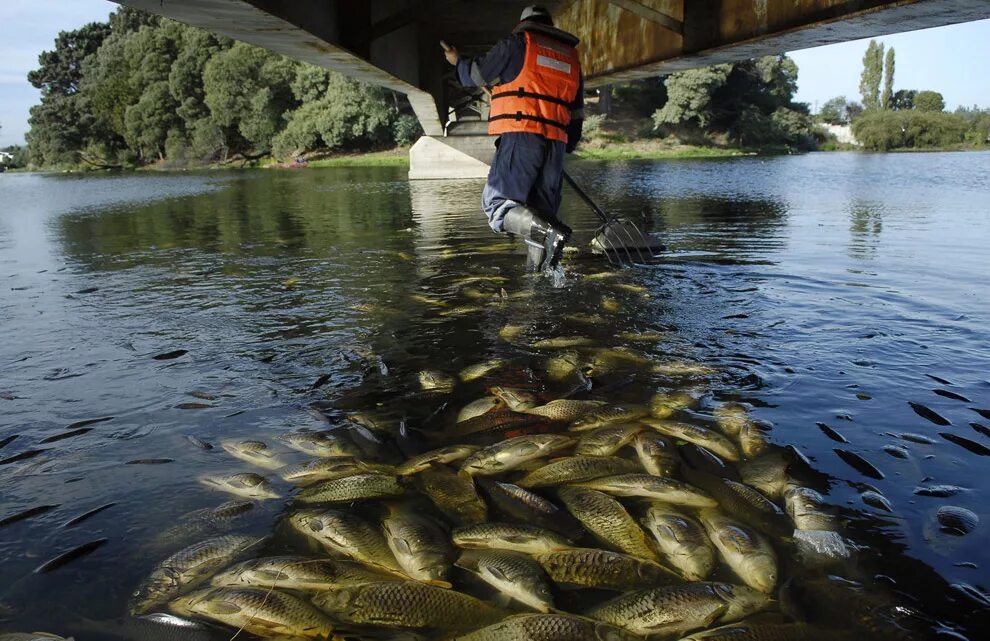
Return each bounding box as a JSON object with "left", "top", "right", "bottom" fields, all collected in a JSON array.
[
  {"left": 455, "top": 37, "right": 519, "bottom": 88},
  {"left": 566, "top": 74, "right": 585, "bottom": 153}
]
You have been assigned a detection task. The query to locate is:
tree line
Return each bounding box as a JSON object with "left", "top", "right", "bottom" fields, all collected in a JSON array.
[
  {"left": 23, "top": 8, "right": 420, "bottom": 169},
  {"left": 816, "top": 40, "right": 989, "bottom": 151}
]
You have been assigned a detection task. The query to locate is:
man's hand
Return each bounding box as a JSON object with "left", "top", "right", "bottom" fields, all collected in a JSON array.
[{"left": 441, "top": 41, "right": 459, "bottom": 66}]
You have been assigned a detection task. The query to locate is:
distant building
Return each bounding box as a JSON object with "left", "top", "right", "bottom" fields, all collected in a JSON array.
[
  {"left": 823, "top": 124, "right": 860, "bottom": 146},
  {"left": 0, "top": 151, "right": 14, "bottom": 162}
]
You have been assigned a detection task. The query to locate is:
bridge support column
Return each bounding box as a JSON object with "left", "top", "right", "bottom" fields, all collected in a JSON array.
[{"left": 408, "top": 135, "right": 495, "bottom": 180}]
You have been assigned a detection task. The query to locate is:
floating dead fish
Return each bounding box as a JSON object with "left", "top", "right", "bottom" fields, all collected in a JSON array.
[
  {"left": 188, "top": 391, "right": 218, "bottom": 401},
  {"left": 914, "top": 484, "right": 965, "bottom": 498},
  {"left": 184, "top": 435, "right": 213, "bottom": 450},
  {"left": 898, "top": 432, "right": 936, "bottom": 445},
  {"left": 34, "top": 538, "right": 108, "bottom": 573},
  {"left": 937, "top": 506, "right": 978, "bottom": 536},
  {"left": 310, "top": 374, "right": 332, "bottom": 390},
  {"left": 62, "top": 503, "right": 116, "bottom": 528},
  {"left": 67, "top": 416, "right": 113, "bottom": 430},
  {"left": 861, "top": 490, "right": 893, "bottom": 513},
  {"left": 126, "top": 458, "right": 174, "bottom": 465},
  {"left": 926, "top": 374, "right": 953, "bottom": 385},
  {"left": 970, "top": 408, "right": 990, "bottom": 421},
  {"left": 933, "top": 389, "right": 971, "bottom": 402},
  {"left": 75, "top": 286, "right": 99, "bottom": 294},
  {"left": 0, "top": 435, "right": 18, "bottom": 450},
  {"left": 153, "top": 350, "right": 188, "bottom": 360},
  {"left": 816, "top": 422, "right": 848, "bottom": 443},
  {"left": 39, "top": 428, "right": 92, "bottom": 444},
  {"left": 908, "top": 402, "right": 950, "bottom": 426},
  {"left": 0, "top": 449, "right": 48, "bottom": 465},
  {"left": 971, "top": 423, "right": 990, "bottom": 439},
  {"left": 0, "top": 505, "right": 59, "bottom": 528},
  {"left": 175, "top": 403, "right": 212, "bottom": 410},
  {"left": 939, "top": 432, "right": 990, "bottom": 456},
  {"left": 882, "top": 445, "right": 910, "bottom": 459},
  {"left": 834, "top": 449, "right": 884, "bottom": 480}
]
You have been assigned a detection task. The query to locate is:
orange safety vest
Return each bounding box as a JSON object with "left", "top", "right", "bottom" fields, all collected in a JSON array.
[{"left": 488, "top": 30, "right": 581, "bottom": 143}]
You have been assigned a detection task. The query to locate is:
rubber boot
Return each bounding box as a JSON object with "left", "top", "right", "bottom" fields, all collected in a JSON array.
[{"left": 501, "top": 206, "right": 572, "bottom": 272}]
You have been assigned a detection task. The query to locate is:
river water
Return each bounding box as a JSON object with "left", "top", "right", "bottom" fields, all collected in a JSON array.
[{"left": 1, "top": 151, "right": 988, "bottom": 639}]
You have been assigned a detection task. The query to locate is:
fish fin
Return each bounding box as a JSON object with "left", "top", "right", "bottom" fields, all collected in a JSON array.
[
  {"left": 426, "top": 579, "right": 453, "bottom": 588},
  {"left": 203, "top": 600, "right": 242, "bottom": 615},
  {"left": 492, "top": 592, "right": 513, "bottom": 609},
  {"left": 485, "top": 566, "right": 509, "bottom": 582}
]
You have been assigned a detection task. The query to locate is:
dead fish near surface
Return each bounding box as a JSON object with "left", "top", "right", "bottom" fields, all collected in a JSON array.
[
  {"left": 652, "top": 361, "right": 717, "bottom": 378},
  {"left": 531, "top": 336, "right": 596, "bottom": 349},
  {"left": 586, "top": 582, "right": 770, "bottom": 638},
  {"left": 419, "top": 369, "right": 455, "bottom": 391},
  {"left": 489, "top": 386, "right": 539, "bottom": 411},
  {"left": 71, "top": 613, "right": 226, "bottom": 641},
  {"left": 461, "top": 434, "right": 575, "bottom": 476},
  {"left": 416, "top": 464, "right": 488, "bottom": 525},
  {"left": 0, "top": 635, "right": 73, "bottom": 641},
  {"left": 456, "top": 549, "right": 554, "bottom": 612},
  {"left": 454, "top": 613, "right": 641, "bottom": 641},
  {"left": 295, "top": 473, "right": 406, "bottom": 504},
  {"left": 699, "top": 510, "right": 778, "bottom": 594},
  {"left": 783, "top": 486, "right": 838, "bottom": 531},
  {"left": 279, "top": 457, "right": 396, "bottom": 486},
  {"left": 713, "top": 403, "right": 751, "bottom": 437},
  {"left": 834, "top": 449, "right": 885, "bottom": 480},
  {"left": 312, "top": 580, "right": 500, "bottom": 631},
  {"left": 908, "top": 401, "right": 951, "bottom": 426},
  {"left": 220, "top": 439, "right": 286, "bottom": 470},
  {"left": 576, "top": 474, "right": 717, "bottom": 508},
  {"left": 516, "top": 456, "right": 641, "bottom": 488},
  {"left": 278, "top": 430, "right": 362, "bottom": 458},
  {"left": 382, "top": 503, "right": 454, "bottom": 587},
  {"left": 557, "top": 486, "right": 659, "bottom": 561},
  {"left": 477, "top": 479, "right": 584, "bottom": 538},
  {"left": 682, "top": 622, "right": 844, "bottom": 641},
  {"left": 198, "top": 472, "right": 279, "bottom": 500},
  {"left": 936, "top": 506, "right": 979, "bottom": 536},
  {"left": 34, "top": 538, "right": 108, "bottom": 574},
  {"left": 458, "top": 396, "right": 504, "bottom": 423},
  {"left": 211, "top": 556, "right": 391, "bottom": 591},
  {"left": 633, "top": 432, "right": 679, "bottom": 477},
  {"left": 396, "top": 445, "right": 480, "bottom": 476},
  {"left": 939, "top": 432, "right": 990, "bottom": 456},
  {"left": 575, "top": 424, "right": 643, "bottom": 456},
  {"left": 524, "top": 399, "right": 608, "bottom": 422},
  {"left": 649, "top": 390, "right": 701, "bottom": 419},
  {"left": 570, "top": 404, "right": 649, "bottom": 431},
  {"left": 535, "top": 547, "right": 678, "bottom": 590},
  {"left": 643, "top": 419, "right": 741, "bottom": 462},
  {"left": 171, "top": 587, "right": 334, "bottom": 639},
  {"left": 153, "top": 501, "right": 254, "bottom": 548},
  {"left": 453, "top": 522, "right": 573, "bottom": 554},
  {"left": 460, "top": 359, "right": 506, "bottom": 382},
  {"left": 289, "top": 509, "right": 405, "bottom": 577},
  {"left": 131, "top": 535, "right": 263, "bottom": 614},
  {"left": 0, "top": 504, "right": 59, "bottom": 528},
  {"left": 642, "top": 505, "right": 717, "bottom": 581}
]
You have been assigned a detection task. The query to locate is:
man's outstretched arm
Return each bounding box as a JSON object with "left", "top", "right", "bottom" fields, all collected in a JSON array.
[{"left": 443, "top": 37, "right": 521, "bottom": 89}]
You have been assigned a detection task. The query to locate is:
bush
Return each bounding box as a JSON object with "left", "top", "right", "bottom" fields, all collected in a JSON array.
[
  {"left": 583, "top": 113, "right": 606, "bottom": 136},
  {"left": 392, "top": 114, "right": 422, "bottom": 146},
  {"left": 852, "top": 110, "right": 967, "bottom": 150}
]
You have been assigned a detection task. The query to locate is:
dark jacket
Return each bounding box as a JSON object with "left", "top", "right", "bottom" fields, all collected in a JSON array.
[{"left": 457, "top": 21, "right": 584, "bottom": 151}]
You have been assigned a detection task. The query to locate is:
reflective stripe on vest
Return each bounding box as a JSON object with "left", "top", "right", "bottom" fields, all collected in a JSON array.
[{"left": 488, "top": 31, "right": 581, "bottom": 143}]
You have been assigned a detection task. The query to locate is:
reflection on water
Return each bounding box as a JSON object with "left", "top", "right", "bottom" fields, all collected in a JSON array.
[{"left": 0, "top": 152, "right": 989, "bottom": 639}]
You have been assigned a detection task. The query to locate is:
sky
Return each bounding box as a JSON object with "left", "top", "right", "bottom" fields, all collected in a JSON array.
[{"left": 1, "top": 2, "right": 989, "bottom": 147}]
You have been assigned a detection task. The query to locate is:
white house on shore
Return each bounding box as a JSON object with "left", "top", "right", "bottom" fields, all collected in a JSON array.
[{"left": 0, "top": 151, "right": 14, "bottom": 163}]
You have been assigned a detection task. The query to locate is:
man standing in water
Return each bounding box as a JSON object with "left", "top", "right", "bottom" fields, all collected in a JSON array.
[{"left": 443, "top": 5, "right": 584, "bottom": 272}]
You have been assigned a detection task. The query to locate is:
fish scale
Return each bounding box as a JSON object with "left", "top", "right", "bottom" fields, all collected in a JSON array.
[
  {"left": 534, "top": 547, "right": 678, "bottom": 590},
  {"left": 171, "top": 587, "right": 334, "bottom": 639},
  {"left": 295, "top": 473, "right": 405, "bottom": 504},
  {"left": 456, "top": 549, "right": 554, "bottom": 612},
  {"left": 289, "top": 509, "right": 405, "bottom": 577},
  {"left": 516, "top": 456, "right": 640, "bottom": 488},
  {"left": 557, "top": 486, "right": 658, "bottom": 561},
  {"left": 455, "top": 613, "right": 642, "bottom": 641}
]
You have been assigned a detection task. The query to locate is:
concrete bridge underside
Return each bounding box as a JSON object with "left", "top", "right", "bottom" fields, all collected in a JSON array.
[{"left": 115, "top": 0, "right": 990, "bottom": 178}]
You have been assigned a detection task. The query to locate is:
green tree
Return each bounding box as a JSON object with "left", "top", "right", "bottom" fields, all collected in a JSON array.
[
  {"left": 653, "top": 64, "right": 733, "bottom": 130},
  {"left": 914, "top": 90, "right": 945, "bottom": 112},
  {"left": 893, "top": 89, "right": 917, "bottom": 111},
  {"left": 819, "top": 96, "right": 849, "bottom": 125},
  {"left": 859, "top": 40, "right": 884, "bottom": 111},
  {"left": 882, "top": 47, "right": 895, "bottom": 109}
]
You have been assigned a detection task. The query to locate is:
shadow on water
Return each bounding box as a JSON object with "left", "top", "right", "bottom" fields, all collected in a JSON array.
[{"left": 0, "top": 153, "right": 988, "bottom": 639}]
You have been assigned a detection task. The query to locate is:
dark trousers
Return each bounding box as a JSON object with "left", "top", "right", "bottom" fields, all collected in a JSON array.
[{"left": 482, "top": 132, "right": 566, "bottom": 232}]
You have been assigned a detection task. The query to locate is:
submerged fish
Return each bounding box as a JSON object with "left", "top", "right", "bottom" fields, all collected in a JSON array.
[
  {"left": 131, "top": 535, "right": 263, "bottom": 614},
  {"left": 455, "top": 613, "right": 640, "bottom": 641},
  {"left": 490, "top": 386, "right": 540, "bottom": 412},
  {"left": 278, "top": 430, "right": 362, "bottom": 458},
  {"left": 557, "top": 486, "right": 658, "bottom": 561},
  {"left": 312, "top": 580, "right": 499, "bottom": 631},
  {"left": 295, "top": 473, "right": 405, "bottom": 504},
  {"left": 396, "top": 445, "right": 480, "bottom": 476},
  {"left": 523, "top": 399, "right": 608, "bottom": 422},
  {"left": 289, "top": 509, "right": 404, "bottom": 577},
  {"left": 458, "top": 397, "right": 504, "bottom": 423},
  {"left": 171, "top": 587, "right": 334, "bottom": 639},
  {"left": 211, "top": 556, "right": 390, "bottom": 591},
  {"left": 461, "top": 434, "right": 575, "bottom": 476},
  {"left": 633, "top": 432, "right": 680, "bottom": 477},
  {"left": 382, "top": 503, "right": 453, "bottom": 587},
  {"left": 643, "top": 419, "right": 741, "bottom": 461},
  {"left": 738, "top": 450, "right": 791, "bottom": 500},
  {"left": 575, "top": 424, "right": 643, "bottom": 456},
  {"left": 477, "top": 479, "right": 584, "bottom": 538},
  {"left": 683, "top": 622, "right": 842, "bottom": 641},
  {"left": 648, "top": 390, "right": 700, "bottom": 418},
  {"left": 460, "top": 360, "right": 506, "bottom": 382},
  {"left": 279, "top": 457, "right": 395, "bottom": 486},
  {"left": 456, "top": 549, "right": 554, "bottom": 612},
  {"left": 783, "top": 486, "right": 837, "bottom": 531},
  {"left": 220, "top": 440, "right": 286, "bottom": 470},
  {"left": 570, "top": 404, "right": 649, "bottom": 431},
  {"left": 535, "top": 547, "right": 677, "bottom": 590},
  {"left": 575, "top": 474, "right": 716, "bottom": 508},
  {"left": 713, "top": 403, "right": 750, "bottom": 438},
  {"left": 699, "top": 510, "right": 777, "bottom": 594},
  {"left": 586, "top": 582, "right": 770, "bottom": 637},
  {"left": 73, "top": 612, "right": 226, "bottom": 641},
  {"left": 416, "top": 465, "right": 488, "bottom": 525},
  {"left": 153, "top": 501, "right": 254, "bottom": 548},
  {"left": 453, "top": 522, "right": 572, "bottom": 554},
  {"left": 834, "top": 448, "right": 885, "bottom": 480},
  {"left": 531, "top": 336, "right": 596, "bottom": 349},
  {"left": 642, "top": 505, "right": 717, "bottom": 581},
  {"left": 198, "top": 472, "right": 279, "bottom": 500},
  {"left": 419, "top": 369, "right": 455, "bottom": 391},
  {"left": 0, "top": 635, "right": 72, "bottom": 641},
  {"left": 516, "top": 456, "right": 640, "bottom": 488}
]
